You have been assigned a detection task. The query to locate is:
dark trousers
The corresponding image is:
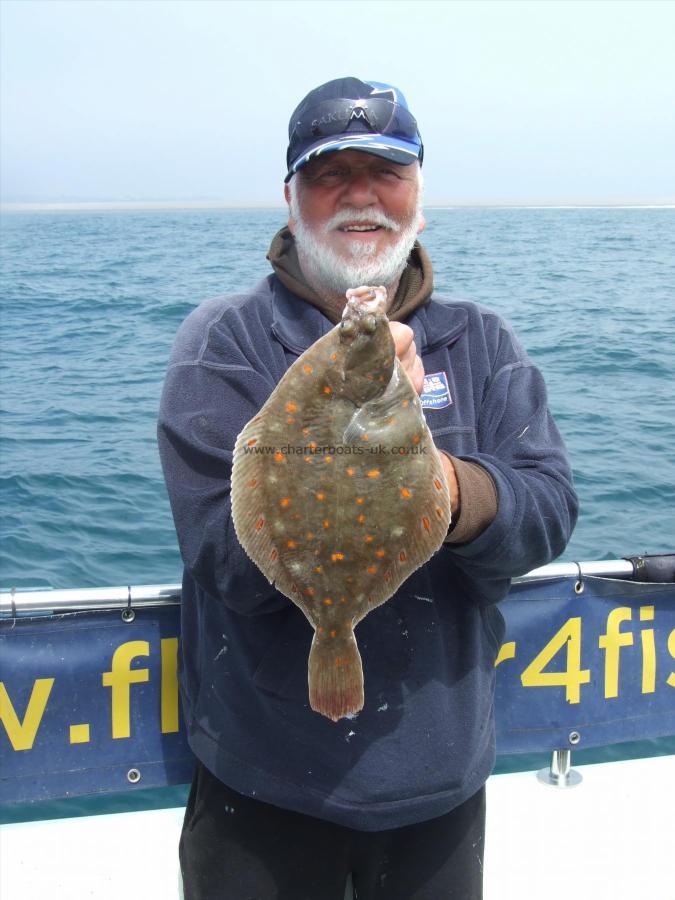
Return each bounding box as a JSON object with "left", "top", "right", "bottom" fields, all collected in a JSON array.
[{"left": 180, "top": 762, "right": 485, "bottom": 900}]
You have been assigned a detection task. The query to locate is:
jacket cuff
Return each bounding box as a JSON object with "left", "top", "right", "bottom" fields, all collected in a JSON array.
[{"left": 442, "top": 455, "right": 498, "bottom": 545}]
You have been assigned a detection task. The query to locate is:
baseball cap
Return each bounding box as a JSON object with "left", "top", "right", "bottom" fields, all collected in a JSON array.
[{"left": 285, "top": 77, "right": 423, "bottom": 182}]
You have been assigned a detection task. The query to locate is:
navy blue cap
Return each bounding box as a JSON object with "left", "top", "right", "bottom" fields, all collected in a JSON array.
[{"left": 285, "top": 77, "right": 423, "bottom": 182}]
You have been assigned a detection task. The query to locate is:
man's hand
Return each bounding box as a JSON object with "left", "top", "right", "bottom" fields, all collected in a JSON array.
[
  {"left": 389, "top": 322, "right": 460, "bottom": 517},
  {"left": 389, "top": 322, "right": 425, "bottom": 395}
]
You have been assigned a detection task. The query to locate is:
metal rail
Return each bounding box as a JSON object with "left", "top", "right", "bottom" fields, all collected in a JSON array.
[{"left": 0, "top": 559, "right": 639, "bottom": 617}]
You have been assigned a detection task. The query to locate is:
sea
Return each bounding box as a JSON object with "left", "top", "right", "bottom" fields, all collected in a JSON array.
[{"left": 1, "top": 206, "right": 674, "bottom": 819}]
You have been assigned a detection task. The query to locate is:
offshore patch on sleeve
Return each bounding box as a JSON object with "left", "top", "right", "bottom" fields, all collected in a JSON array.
[{"left": 420, "top": 371, "right": 452, "bottom": 409}]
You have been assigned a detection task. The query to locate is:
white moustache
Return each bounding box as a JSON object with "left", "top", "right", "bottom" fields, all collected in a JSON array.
[{"left": 323, "top": 209, "right": 401, "bottom": 234}]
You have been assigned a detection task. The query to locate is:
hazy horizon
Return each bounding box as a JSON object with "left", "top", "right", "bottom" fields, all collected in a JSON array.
[{"left": 2, "top": 0, "right": 674, "bottom": 207}]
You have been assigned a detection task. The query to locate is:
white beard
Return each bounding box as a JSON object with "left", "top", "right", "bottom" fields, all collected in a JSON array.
[{"left": 288, "top": 187, "right": 423, "bottom": 296}]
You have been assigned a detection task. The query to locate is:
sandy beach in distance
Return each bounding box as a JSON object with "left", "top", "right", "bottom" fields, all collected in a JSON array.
[{"left": 1, "top": 200, "right": 674, "bottom": 212}]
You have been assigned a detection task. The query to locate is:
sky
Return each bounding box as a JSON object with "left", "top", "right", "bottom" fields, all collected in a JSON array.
[{"left": 1, "top": 0, "right": 674, "bottom": 207}]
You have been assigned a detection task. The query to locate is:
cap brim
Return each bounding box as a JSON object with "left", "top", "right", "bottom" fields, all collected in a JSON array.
[{"left": 285, "top": 134, "right": 421, "bottom": 182}]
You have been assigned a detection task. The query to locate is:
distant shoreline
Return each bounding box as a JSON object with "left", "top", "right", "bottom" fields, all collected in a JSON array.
[{"left": 1, "top": 200, "right": 674, "bottom": 213}]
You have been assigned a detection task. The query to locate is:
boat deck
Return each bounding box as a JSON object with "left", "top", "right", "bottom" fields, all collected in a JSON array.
[{"left": 1, "top": 754, "right": 672, "bottom": 899}]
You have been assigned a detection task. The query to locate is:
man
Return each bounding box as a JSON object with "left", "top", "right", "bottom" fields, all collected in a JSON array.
[{"left": 158, "top": 77, "right": 577, "bottom": 900}]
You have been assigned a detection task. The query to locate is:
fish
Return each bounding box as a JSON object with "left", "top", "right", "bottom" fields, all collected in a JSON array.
[{"left": 231, "top": 285, "right": 451, "bottom": 721}]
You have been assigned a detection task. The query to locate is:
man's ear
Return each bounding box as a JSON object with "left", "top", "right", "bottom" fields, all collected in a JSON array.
[
  {"left": 284, "top": 183, "right": 295, "bottom": 235},
  {"left": 417, "top": 212, "right": 426, "bottom": 234}
]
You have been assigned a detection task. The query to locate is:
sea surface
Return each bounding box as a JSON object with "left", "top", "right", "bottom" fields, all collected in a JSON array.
[
  {"left": 1, "top": 207, "right": 674, "bottom": 818},
  {"left": 2, "top": 207, "right": 674, "bottom": 589}
]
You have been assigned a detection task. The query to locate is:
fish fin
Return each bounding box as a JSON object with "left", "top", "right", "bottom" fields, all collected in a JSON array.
[{"left": 308, "top": 629, "right": 364, "bottom": 722}]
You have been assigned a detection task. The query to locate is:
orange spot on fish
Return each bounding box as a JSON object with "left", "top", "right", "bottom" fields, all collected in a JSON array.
[
  {"left": 361, "top": 433, "right": 369, "bottom": 442},
  {"left": 355, "top": 497, "right": 364, "bottom": 505},
  {"left": 302, "top": 427, "right": 311, "bottom": 436},
  {"left": 401, "top": 487, "right": 411, "bottom": 499},
  {"left": 402, "top": 399, "right": 409, "bottom": 408},
  {"left": 367, "top": 469, "right": 380, "bottom": 478},
  {"left": 323, "top": 598, "right": 333, "bottom": 606},
  {"left": 412, "top": 434, "right": 420, "bottom": 445},
  {"left": 247, "top": 438, "right": 258, "bottom": 447},
  {"left": 280, "top": 497, "right": 290, "bottom": 508},
  {"left": 422, "top": 516, "right": 431, "bottom": 533},
  {"left": 323, "top": 519, "right": 331, "bottom": 529},
  {"left": 367, "top": 565, "right": 377, "bottom": 575},
  {"left": 287, "top": 539, "right": 298, "bottom": 549},
  {"left": 255, "top": 518, "right": 265, "bottom": 531},
  {"left": 364, "top": 534, "right": 373, "bottom": 542},
  {"left": 399, "top": 550, "right": 407, "bottom": 562},
  {"left": 434, "top": 478, "right": 443, "bottom": 490},
  {"left": 376, "top": 549, "right": 385, "bottom": 558},
  {"left": 303, "top": 364, "right": 313, "bottom": 374},
  {"left": 286, "top": 417, "right": 295, "bottom": 424},
  {"left": 304, "top": 587, "right": 315, "bottom": 597},
  {"left": 248, "top": 478, "right": 257, "bottom": 487},
  {"left": 274, "top": 452, "right": 285, "bottom": 463},
  {"left": 436, "top": 507, "right": 444, "bottom": 518},
  {"left": 331, "top": 552, "right": 345, "bottom": 561},
  {"left": 304, "top": 456, "right": 313, "bottom": 463},
  {"left": 384, "top": 571, "right": 392, "bottom": 582},
  {"left": 323, "top": 385, "right": 332, "bottom": 395},
  {"left": 357, "top": 514, "right": 366, "bottom": 524},
  {"left": 324, "top": 456, "right": 333, "bottom": 464},
  {"left": 316, "top": 492, "right": 326, "bottom": 501},
  {"left": 286, "top": 402, "right": 297, "bottom": 413},
  {"left": 309, "top": 441, "right": 317, "bottom": 450},
  {"left": 330, "top": 353, "right": 337, "bottom": 361},
  {"left": 270, "top": 549, "right": 278, "bottom": 561},
  {"left": 346, "top": 467, "right": 355, "bottom": 476},
  {"left": 314, "top": 565, "right": 322, "bottom": 573}
]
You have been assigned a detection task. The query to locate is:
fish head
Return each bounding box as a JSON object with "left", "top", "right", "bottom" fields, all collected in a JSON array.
[{"left": 337, "top": 286, "right": 395, "bottom": 404}]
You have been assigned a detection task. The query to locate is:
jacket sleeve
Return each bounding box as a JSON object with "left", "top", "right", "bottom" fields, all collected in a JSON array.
[
  {"left": 445, "top": 347, "right": 578, "bottom": 583},
  {"left": 157, "top": 308, "right": 291, "bottom": 616}
]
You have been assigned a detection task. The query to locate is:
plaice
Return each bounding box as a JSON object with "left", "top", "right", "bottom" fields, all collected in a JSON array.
[{"left": 231, "top": 285, "right": 451, "bottom": 721}]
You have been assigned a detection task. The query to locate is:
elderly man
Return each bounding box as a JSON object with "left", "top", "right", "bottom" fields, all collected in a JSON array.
[{"left": 158, "top": 77, "right": 577, "bottom": 900}]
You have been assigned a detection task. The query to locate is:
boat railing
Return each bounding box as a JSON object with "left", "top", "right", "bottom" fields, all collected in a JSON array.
[{"left": 0, "top": 557, "right": 641, "bottom": 616}]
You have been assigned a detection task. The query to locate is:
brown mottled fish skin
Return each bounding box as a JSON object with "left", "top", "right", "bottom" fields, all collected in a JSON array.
[{"left": 231, "top": 285, "right": 451, "bottom": 721}]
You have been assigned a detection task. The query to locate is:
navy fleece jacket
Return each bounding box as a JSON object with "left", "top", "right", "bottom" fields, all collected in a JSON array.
[{"left": 157, "top": 275, "right": 577, "bottom": 830}]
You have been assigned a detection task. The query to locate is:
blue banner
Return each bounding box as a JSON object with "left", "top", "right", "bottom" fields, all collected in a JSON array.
[
  {"left": 1, "top": 575, "right": 674, "bottom": 804},
  {"left": 495, "top": 575, "right": 675, "bottom": 752}
]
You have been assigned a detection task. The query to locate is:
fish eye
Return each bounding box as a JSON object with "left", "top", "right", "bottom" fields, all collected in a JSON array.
[
  {"left": 340, "top": 319, "right": 356, "bottom": 337},
  {"left": 362, "top": 315, "right": 377, "bottom": 334}
]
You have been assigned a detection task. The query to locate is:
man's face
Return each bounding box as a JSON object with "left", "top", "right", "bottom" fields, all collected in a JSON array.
[{"left": 284, "top": 150, "right": 424, "bottom": 296}]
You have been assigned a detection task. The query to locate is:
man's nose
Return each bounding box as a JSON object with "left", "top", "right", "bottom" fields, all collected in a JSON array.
[{"left": 340, "top": 170, "right": 378, "bottom": 206}]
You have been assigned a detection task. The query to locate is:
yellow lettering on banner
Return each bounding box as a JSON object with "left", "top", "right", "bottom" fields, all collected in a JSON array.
[
  {"left": 0, "top": 678, "right": 55, "bottom": 751},
  {"left": 161, "top": 638, "right": 179, "bottom": 734},
  {"left": 494, "top": 642, "right": 516, "bottom": 667},
  {"left": 102, "top": 641, "right": 150, "bottom": 739},
  {"left": 69, "top": 723, "right": 90, "bottom": 744},
  {"left": 598, "top": 607, "right": 634, "bottom": 699},
  {"left": 520, "top": 617, "right": 590, "bottom": 704},
  {"left": 640, "top": 606, "right": 656, "bottom": 694},
  {"left": 667, "top": 629, "right": 675, "bottom": 689}
]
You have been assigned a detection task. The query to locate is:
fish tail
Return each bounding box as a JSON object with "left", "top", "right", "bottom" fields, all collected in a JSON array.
[{"left": 308, "top": 628, "right": 364, "bottom": 722}]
